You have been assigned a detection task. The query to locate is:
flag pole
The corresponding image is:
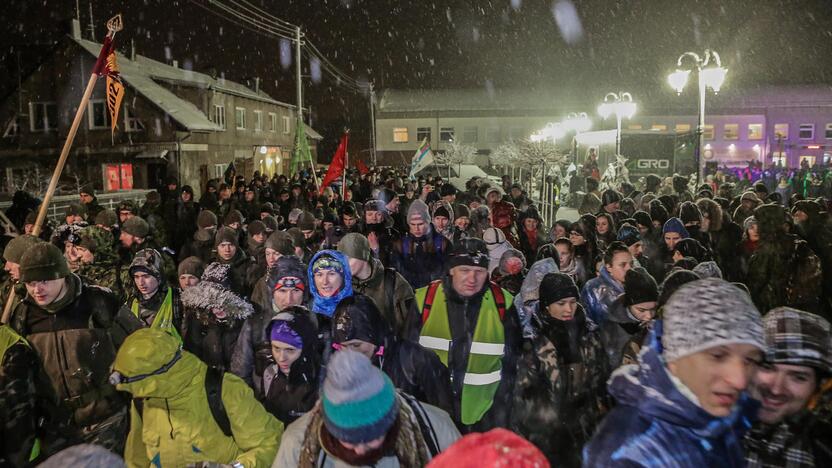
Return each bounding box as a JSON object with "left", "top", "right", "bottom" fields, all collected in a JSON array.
[
  {"left": 342, "top": 141, "right": 348, "bottom": 200},
  {"left": 1, "top": 15, "right": 123, "bottom": 325}
]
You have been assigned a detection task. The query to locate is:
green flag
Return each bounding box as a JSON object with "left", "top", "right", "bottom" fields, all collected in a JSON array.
[{"left": 291, "top": 115, "right": 312, "bottom": 175}]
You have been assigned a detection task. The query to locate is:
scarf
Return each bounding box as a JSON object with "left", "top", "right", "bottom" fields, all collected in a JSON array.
[{"left": 538, "top": 306, "right": 586, "bottom": 365}]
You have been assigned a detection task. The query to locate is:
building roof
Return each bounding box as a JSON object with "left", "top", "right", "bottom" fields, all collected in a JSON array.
[
  {"left": 305, "top": 125, "right": 323, "bottom": 140},
  {"left": 71, "top": 36, "right": 297, "bottom": 132}
]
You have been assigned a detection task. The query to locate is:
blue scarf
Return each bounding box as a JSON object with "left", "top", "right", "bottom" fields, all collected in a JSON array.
[{"left": 308, "top": 250, "right": 353, "bottom": 317}]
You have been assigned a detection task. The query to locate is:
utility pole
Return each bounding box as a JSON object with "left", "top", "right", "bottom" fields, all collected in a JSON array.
[
  {"left": 295, "top": 26, "right": 303, "bottom": 126},
  {"left": 369, "top": 83, "right": 377, "bottom": 166},
  {"left": 88, "top": 1, "right": 95, "bottom": 40}
]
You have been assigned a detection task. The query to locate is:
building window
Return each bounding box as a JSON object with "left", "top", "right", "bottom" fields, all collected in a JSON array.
[
  {"left": 772, "top": 153, "right": 786, "bottom": 167},
  {"left": 628, "top": 124, "right": 643, "bottom": 130},
  {"left": 800, "top": 155, "right": 816, "bottom": 166},
  {"left": 486, "top": 127, "right": 500, "bottom": 143},
  {"left": 212, "top": 104, "right": 226, "bottom": 129},
  {"left": 269, "top": 113, "right": 277, "bottom": 132},
  {"left": 463, "top": 127, "right": 478, "bottom": 143},
  {"left": 774, "top": 123, "right": 789, "bottom": 140},
  {"left": 723, "top": 124, "right": 739, "bottom": 140},
  {"left": 3, "top": 116, "right": 19, "bottom": 138},
  {"left": 235, "top": 107, "right": 246, "bottom": 130},
  {"left": 703, "top": 125, "right": 715, "bottom": 140},
  {"left": 123, "top": 106, "right": 144, "bottom": 133},
  {"left": 254, "top": 110, "right": 263, "bottom": 132},
  {"left": 799, "top": 124, "right": 815, "bottom": 140},
  {"left": 675, "top": 123, "right": 691, "bottom": 133},
  {"left": 214, "top": 163, "right": 229, "bottom": 179},
  {"left": 748, "top": 123, "right": 763, "bottom": 140},
  {"left": 29, "top": 102, "right": 58, "bottom": 132},
  {"left": 104, "top": 163, "right": 133, "bottom": 191},
  {"left": 825, "top": 123, "right": 832, "bottom": 139},
  {"left": 416, "top": 127, "right": 431, "bottom": 142},
  {"left": 393, "top": 127, "right": 408, "bottom": 143},
  {"left": 283, "top": 116, "right": 291, "bottom": 134},
  {"left": 651, "top": 124, "right": 667, "bottom": 132},
  {"left": 440, "top": 127, "right": 455, "bottom": 142},
  {"left": 87, "top": 100, "right": 110, "bottom": 129}
]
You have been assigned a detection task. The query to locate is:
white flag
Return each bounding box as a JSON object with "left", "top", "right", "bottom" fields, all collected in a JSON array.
[{"left": 409, "top": 138, "right": 434, "bottom": 180}]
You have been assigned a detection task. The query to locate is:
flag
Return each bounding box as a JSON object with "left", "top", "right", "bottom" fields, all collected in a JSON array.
[
  {"left": 409, "top": 138, "right": 434, "bottom": 180},
  {"left": 357, "top": 158, "right": 369, "bottom": 175},
  {"left": 320, "top": 132, "right": 349, "bottom": 193},
  {"left": 93, "top": 34, "right": 124, "bottom": 139},
  {"left": 291, "top": 115, "right": 312, "bottom": 175}
]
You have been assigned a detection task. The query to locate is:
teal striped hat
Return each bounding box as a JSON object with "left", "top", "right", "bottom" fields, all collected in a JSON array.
[{"left": 322, "top": 350, "right": 399, "bottom": 444}]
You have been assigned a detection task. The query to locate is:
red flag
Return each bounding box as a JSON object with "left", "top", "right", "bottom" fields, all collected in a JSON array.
[
  {"left": 357, "top": 158, "right": 369, "bottom": 175},
  {"left": 320, "top": 132, "right": 349, "bottom": 193}
]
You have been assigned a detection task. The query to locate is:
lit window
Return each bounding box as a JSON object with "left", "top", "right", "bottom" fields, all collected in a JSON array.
[
  {"left": 774, "top": 123, "right": 789, "bottom": 140},
  {"left": 800, "top": 155, "right": 816, "bottom": 166},
  {"left": 723, "top": 124, "right": 739, "bottom": 140},
  {"left": 463, "top": 127, "right": 478, "bottom": 143},
  {"left": 235, "top": 107, "right": 246, "bottom": 130},
  {"left": 748, "top": 124, "right": 763, "bottom": 140},
  {"left": 29, "top": 102, "right": 58, "bottom": 132},
  {"left": 212, "top": 104, "right": 226, "bottom": 129},
  {"left": 799, "top": 124, "right": 814, "bottom": 140},
  {"left": 440, "top": 127, "right": 455, "bottom": 142},
  {"left": 651, "top": 124, "right": 667, "bottom": 131},
  {"left": 254, "top": 110, "right": 263, "bottom": 132},
  {"left": 628, "top": 124, "right": 643, "bottom": 130},
  {"left": 104, "top": 164, "right": 134, "bottom": 191},
  {"left": 393, "top": 127, "right": 408, "bottom": 143},
  {"left": 675, "top": 123, "right": 691, "bottom": 133},
  {"left": 269, "top": 113, "right": 277, "bottom": 132},
  {"left": 486, "top": 127, "right": 500, "bottom": 143},
  {"left": 417, "top": 127, "right": 431, "bottom": 142},
  {"left": 88, "top": 100, "right": 110, "bottom": 129},
  {"left": 703, "top": 125, "right": 715, "bottom": 140}
]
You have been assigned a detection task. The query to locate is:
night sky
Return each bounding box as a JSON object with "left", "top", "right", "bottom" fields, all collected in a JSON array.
[{"left": 3, "top": 0, "right": 832, "bottom": 158}]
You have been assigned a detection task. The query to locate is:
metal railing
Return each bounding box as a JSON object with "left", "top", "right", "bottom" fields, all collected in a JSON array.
[{"left": 0, "top": 190, "right": 153, "bottom": 223}]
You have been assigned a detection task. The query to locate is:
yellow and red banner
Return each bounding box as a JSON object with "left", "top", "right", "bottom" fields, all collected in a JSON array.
[{"left": 93, "top": 33, "right": 124, "bottom": 138}]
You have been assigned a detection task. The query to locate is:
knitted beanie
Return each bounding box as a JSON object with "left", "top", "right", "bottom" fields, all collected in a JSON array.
[
  {"left": 79, "top": 183, "right": 95, "bottom": 197},
  {"left": 679, "top": 201, "right": 702, "bottom": 225},
  {"left": 321, "top": 350, "right": 399, "bottom": 444},
  {"left": 408, "top": 199, "right": 430, "bottom": 223},
  {"left": 248, "top": 220, "right": 267, "bottom": 236},
  {"left": 288, "top": 208, "right": 304, "bottom": 225},
  {"left": 692, "top": 260, "right": 723, "bottom": 279},
  {"left": 658, "top": 269, "right": 701, "bottom": 306},
  {"left": 447, "top": 238, "right": 490, "bottom": 270},
  {"left": 662, "top": 278, "right": 765, "bottom": 362},
  {"left": 662, "top": 217, "right": 690, "bottom": 239},
  {"left": 427, "top": 428, "right": 549, "bottom": 468},
  {"left": 197, "top": 210, "right": 218, "bottom": 229},
  {"left": 624, "top": 267, "right": 658, "bottom": 306},
  {"left": 763, "top": 307, "right": 832, "bottom": 374},
  {"left": 214, "top": 226, "right": 239, "bottom": 248},
  {"left": 498, "top": 249, "right": 526, "bottom": 276},
  {"left": 616, "top": 223, "right": 641, "bottom": 246},
  {"left": 539, "top": 272, "right": 580, "bottom": 308},
  {"left": 265, "top": 231, "right": 295, "bottom": 256},
  {"left": 267, "top": 256, "right": 307, "bottom": 291},
  {"left": 178, "top": 256, "right": 205, "bottom": 278},
  {"left": 454, "top": 204, "right": 470, "bottom": 219},
  {"left": 121, "top": 217, "right": 150, "bottom": 238},
  {"left": 94, "top": 209, "right": 118, "bottom": 228},
  {"left": 297, "top": 212, "right": 316, "bottom": 231},
  {"left": 650, "top": 203, "right": 669, "bottom": 227},
  {"left": 224, "top": 209, "right": 245, "bottom": 226},
  {"left": 3, "top": 234, "right": 42, "bottom": 264},
  {"left": 337, "top": 233, "right": 373, "bottom": 264},
  {"left": 19, "top": 243, "right": 70, "bottom": 282}
]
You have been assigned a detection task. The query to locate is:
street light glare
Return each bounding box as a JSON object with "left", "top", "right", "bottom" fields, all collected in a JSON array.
[
  {"left": 598, "top": 103, "right": 611, "bottom": 119},
  {"left": 701, "top": 66, "right": 728, "bottom": 93},
  {"left": 621, "top": 102, "right": 637, "bottom": 119},
  {"left": 668, "top": 69, "right": 690, "bottom": 94}
]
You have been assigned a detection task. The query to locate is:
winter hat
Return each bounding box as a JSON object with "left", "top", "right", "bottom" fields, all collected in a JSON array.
[
  {"left": 453, "top": 203, "right": 470, "bottom": 219},
  {"left": 321, "top": 350, "right": 399, "bottom": 444},
  {"left": 363, "top": 199, "right": 387, "bottom": 215},
  {"left": 262, "top": 215, "right": 279, "bottom": 233},
  {"left": 427, "top": 428, "right": 549, "bottom": 468},
  {"left": 297, "top": 211, "right": 317, "bottom": 231},
  {"left": 259, "top": 203, "right": 275, "bottom": 216},
  {"left": 440, "top": 183, "right": 458, "bottom": 197},
  {"left": 286, "top": 228, "right": 306, "bottom": 252},
  {"left": 181, "top": 262, "right": 254, "bottom": 323},
  {"left": 268, "top": 256, "right": 307, "bottom": 292},
  {"left": 122, "top": 216, "right": 150, "bottom": 238},
  {"left": 332, "top": 294, "right": 390, "bottom": 346},
  {"left": 743, "top": 216, "right": 758, "bottom": 233},
  {"left": 224, "top": 209, "right": 245, "bottom": 226},
  {"left": 754, "top": 182, "right": 769, "bottom": 195},
  {"left": 673, "top": 238, "right": 708, "bottom": 262},
  {"left": 308, "top": 250, "right": 353, "bottom": 317},
  {"left": 498, "top": 248, "right": 526, "bottom": 276},
  {"left": 433, "top": 204, "right": 452, "bottom": 219},
  {"left": 377, "top": 188, "right": 399, "bottom": 207},
  {"left": 616, "top": 223, "right": 641, "bottom": 247},
  {"left": 792, "top": 200, "right": 823, "bottom": 219},
  {"left": 181, "top": 185, "right": 194, "bottom": 197},
  {"left": 662, "top": 278, "right": 765, "bottom": 362},
  {"left": 650, "top": 203, "right": 669, "bottom": 227},
  {"left": 66, "top": 203, "right": 86, "bottom": 218},
  {"left": 448, "top": 238, "right": 491, "bottom": 270},
  {"left": 178, "top": 256, "right": 205, "bottom": 279},
  {"left": 94, "top": 209, "right": 118, "bottom": 228},
  {"left": 658, "top": 269, "right": 701, "bottom": 307},
  {"left": 324, "top": 226, "right": 347, "bottom": 247},
  {"left": 624, "top": 267, "right": 658, "bottom": 306},
  {"left": 658, "top": 195, "right": 676, "bottom": 214},
  {"left": 24, "top": 211, "right": 37, "bottom": 227},
  {"left": 601, "top": 189, "right": 623, "bottom": 207},
  {"left": 491, "top": 201, "right": 517, "bottom": 229},
  {"left": 678, "top": 201, "right": 702, "bottom": 226},
  {"left": 77, "top": 226, "right": 112, "bottom": 255},
  {"left": 38, "top": 444, "right": 126, "bottom": 468},
  {"left": 338, "top": 233, "right": 373, "bottom": 264},
  {"left": 197, "top": 210, "right": 218, "bottom": 229},
  {"left": 482, "top": 227, "right": 507, "bottom": 250},
  {"left": 741, "top": 191, "right": 761, "bottom": 205},
  {"left": 755, "top": 204, "right": 789, "bottom": 237},
  {"left": 692, "top": 261, "right": 723, "bottom": 279},
  {"left": 539, "top": 273, "right": 580, "bottom": 308},
  {"left": 662, "top": 217, "right": 690, "bottom": 239},
  {"left": 673, "top": 257, "right": 699, "bottom": 271},
  {"left": 407, "top": 199, "right": 430, "bottom": 223},
  {"left": 145, "top": 191, "right": 162, "bottom": 205},
  {"left": 79, "top": 184, "right": 96, "bottom": 197},
  {"left": 214, "top": 226, "right": 239, "bottom": 248},
  {"left": 265, "top": 231, "right": 295, "bottom": 256},
  {"left": 19, "top": 243, "right": 70, "bottom": 282},
  {"left": 288, "top": 208, "right": 304, "bottom": 225},
  {"left": 3, "top": 234, "right": 42, "bottom": 264},
  {"left": 763, "top": 307, "right": 832, "bottom": 374},
  {"left": 128, "top": 248, "right": 164, "bottom": 282},
  {"left": 248, "top": 220, "right": 267, "bottom": 237}
]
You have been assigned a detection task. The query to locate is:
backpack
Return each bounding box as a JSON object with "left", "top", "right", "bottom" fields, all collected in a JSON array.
[{"left": 133, "top": 366, "right": 232, "bottom": 437}]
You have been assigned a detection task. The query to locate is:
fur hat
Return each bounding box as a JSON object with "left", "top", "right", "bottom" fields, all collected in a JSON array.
[
  {"left": 197, "top": 210, "right": 218, "bottom": 229},
  {"left": 214, "top": 226, "right": 239, "bottom": 248},
  {"left": 181, "top": 262, "right": 254, "bottom": 323}
]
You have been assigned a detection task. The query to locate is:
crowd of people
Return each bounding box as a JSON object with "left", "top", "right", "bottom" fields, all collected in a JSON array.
[{"left": 1, "top": 164, "right": 832, "bottom": 467}]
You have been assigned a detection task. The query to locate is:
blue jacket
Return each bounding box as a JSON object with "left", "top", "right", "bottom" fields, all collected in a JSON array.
[
  {"left": 583, "top": 330, "right": 756, "bottom": 468},
  {"left": 580, "top": 266, "right": 625, "bottom": 326}
]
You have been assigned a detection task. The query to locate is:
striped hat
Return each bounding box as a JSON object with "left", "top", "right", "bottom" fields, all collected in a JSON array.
[
  {"left": 763, "top": 307, "right": 832, "bottom": 374},
  {"left": 322, "top": 350, "right": 399, "bottom": 444}
]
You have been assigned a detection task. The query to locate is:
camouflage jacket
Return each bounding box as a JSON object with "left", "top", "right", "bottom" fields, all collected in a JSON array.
[
  {"left": 77, "top": 262, "right": 124, "bottom": 304},
  {"left": 510, "top": 306, "right": 610, "bottom": 467}
]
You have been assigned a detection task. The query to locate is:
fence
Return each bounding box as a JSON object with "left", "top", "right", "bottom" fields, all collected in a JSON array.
[
  {"left": 0, "top": 190, "right": 153, "bottom": 224},
  {"left": 497, "top": 164, "right": 561, "bottom": 227}
]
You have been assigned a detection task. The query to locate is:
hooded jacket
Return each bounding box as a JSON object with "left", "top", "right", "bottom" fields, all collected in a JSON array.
[
  {"left": 351, "top": 257, "right": 421, "bottom": 341},
  {"left": 580, "top": 266, "right": 626, "bottom": 326},
  {"left": 583, "top": 330, "right": 756, "bottom": 468},
  {"left": 308, "top": 250, "right": 353, "bottom": 319},
  {"left": 76, "top": 226, "right": 124, "bottom": 302},
  {"left": 114, "top": 329, "right": 282, "bottom": 468},
  {"left": 392, "top": 225, "right": 450, "bottom": 290}
]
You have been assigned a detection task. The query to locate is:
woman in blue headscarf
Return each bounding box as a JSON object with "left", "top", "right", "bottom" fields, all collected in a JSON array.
[{"left": 307, "top": 249, "right": 353, "bottom": 320}]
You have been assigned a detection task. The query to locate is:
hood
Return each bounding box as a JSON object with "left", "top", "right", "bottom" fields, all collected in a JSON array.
[
  {"left": 609, "top": 328, "right": 755, "bottom": 436},
  {"left": 332, "top": 293, "right": 392, "bottom": 348},
  {"left": 308, "top": 249, "right": 353, "bottom": 317},
  {"left": 266, "top": 309, "right": 320, "bottom": 384},
  {"left": 599, "top": 266, "right": 625, "bottom": 293},
  {"left": 516, "top": 257, "right": 560, "bottom": 338}
]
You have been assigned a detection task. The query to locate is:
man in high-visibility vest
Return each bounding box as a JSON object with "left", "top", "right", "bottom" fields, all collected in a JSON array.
[{"left": 415, "top": 238, "right": 522, "bottom": 433}]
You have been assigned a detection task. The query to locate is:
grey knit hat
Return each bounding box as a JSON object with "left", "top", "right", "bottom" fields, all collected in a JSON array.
[
  {"left": 3, "top": 234, "right": 42, "bottom": 264},
  {"left": 337, "top": 233, "right": 372, "bottom": 264},
  {"left": 94, "top": 209, "right": 118, "bottom": 228},
  {"left": 692, "top": 261, "right": 723, "bottom": 279},
  {"left": 407, "top": 199, "right": 430, "bottom": 224},
  {"left": 122, "top": 217, "right": 150, "bottom": 238},
  {"left": 265, "top": 231, "right": 295, "bottom": 256},
  {"left": 178, "top": 256, "right": 205, "bottom": 278},
  {"left": 662, "top": 278, "right": 765, "bottom": 362}
]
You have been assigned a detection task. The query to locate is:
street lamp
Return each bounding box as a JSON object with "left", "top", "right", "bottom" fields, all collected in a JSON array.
[
  {"left": 598, "top": 92, "right": 636, "bottom": 156},
  {"left": 668, "top": 49, "right": 727, "bottom": 179},
  {"left": 563, "top": 112, "right": 592, "bottom": 133}
]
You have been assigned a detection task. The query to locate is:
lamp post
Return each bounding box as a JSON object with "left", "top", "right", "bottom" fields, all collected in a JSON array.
[
  {"left": 598, "top": 92, "right": 637, "bottom": 157},
  {"left": 668, "top": 49, "right": 727, "bottom": 180}
]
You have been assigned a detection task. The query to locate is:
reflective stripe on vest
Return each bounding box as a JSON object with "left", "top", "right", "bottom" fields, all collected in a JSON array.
[{"left": 415, "top": 281, "right": 514, "bottom": 425}]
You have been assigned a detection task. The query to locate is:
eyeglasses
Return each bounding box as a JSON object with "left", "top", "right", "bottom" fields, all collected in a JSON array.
[{"left": 109, "top": 349, "right": 182, "bottom": 385}]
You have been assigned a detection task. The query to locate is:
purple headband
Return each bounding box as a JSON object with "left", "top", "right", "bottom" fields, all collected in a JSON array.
[{"left": 270, "top": 320, "right": 303, "bottom": 349}]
